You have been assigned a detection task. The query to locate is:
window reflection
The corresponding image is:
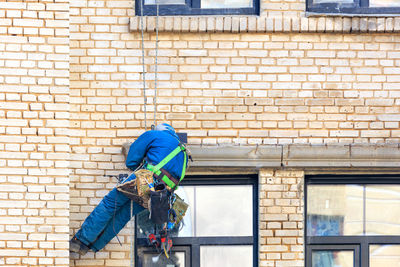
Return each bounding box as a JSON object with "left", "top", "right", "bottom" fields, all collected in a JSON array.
[
  {"left": 312, "top": 250, "right": 354, "bottom": 267},
  {"left": 370, "top": 0, "right": 400, "bottom": 7},
  {"left": 142, "top": 251, "right": 185, "bottom": 267},
  {"left": 201, "top": 0, "right": 252, "bottom": 9},
  {"left": 314, "top": 0, "right": 353, "bottom": 3},
  {"left": 370, "top": 245, "right": 400, "bottom": 267},
  {"left": 137, "top": 184, "right": 253, "bottom": 237},
  {"left": 366, "top": 185, "right": 400, "bottom": 235},
  {"left": 200, "top": 245, "right": 252, "bottom": 267},
  {"left": 307, "top": 185, "right": 363, "bottom": 236},
  {"left": 145, "top": 0, "right": 186, "bottom": 5},
  {"left": 195, "top": 185, "right": 253, "bottom": 237}
]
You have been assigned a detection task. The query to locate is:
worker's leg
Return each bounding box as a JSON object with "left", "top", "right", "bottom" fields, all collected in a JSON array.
[
  {"left": 90, "top": 199, "right": 145, "bottom": 252},
  {"left": 74, "top": 174, "right": 136, "bottom": 247}
]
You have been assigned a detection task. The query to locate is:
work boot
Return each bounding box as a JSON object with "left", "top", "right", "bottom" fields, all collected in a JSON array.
[{"left": 69, "top": 236, "right": 90, "bottom": 256}]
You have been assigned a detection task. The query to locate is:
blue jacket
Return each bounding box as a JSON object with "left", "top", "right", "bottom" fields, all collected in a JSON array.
[{"left": 125, "top": 129, "right": 187, "bottom": 180}]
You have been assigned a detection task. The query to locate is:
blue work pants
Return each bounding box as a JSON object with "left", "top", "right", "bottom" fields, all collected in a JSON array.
[{"left": 74, "top": 174, "right": 144, "bottom": 252}]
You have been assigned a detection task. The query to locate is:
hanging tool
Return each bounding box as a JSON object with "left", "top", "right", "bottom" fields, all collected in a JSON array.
[{"left": 159, "top": 229, "right": 173, "bottom": 258}]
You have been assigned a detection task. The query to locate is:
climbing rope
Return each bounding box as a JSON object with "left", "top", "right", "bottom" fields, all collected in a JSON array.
[
  {"left": 153, "top": 0, "right": 159, "bottom": 127},
  {"left": 130, "top": 200, "right": 134, "bottom": 267},
  {"left": 134, "top": 0, "right": 147, "bottom": 265},
  {"left": 139, "top": 0, "right": 159, "bottom": 131},
  {"left": 130, "top": 0, "right": 160, "bottom": 266},
  {"left": 140, "top": 0, "right": 147, "bottom": 131}
]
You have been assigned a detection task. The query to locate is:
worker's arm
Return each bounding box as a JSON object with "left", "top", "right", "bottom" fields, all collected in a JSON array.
[{"left": 125, "top": 131, "right": 154, "bottom": 170}]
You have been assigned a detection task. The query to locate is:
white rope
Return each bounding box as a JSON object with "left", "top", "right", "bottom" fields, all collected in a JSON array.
[
  {"left": 130, "top": 200, "right": 134, "bottom": 267},
  {"left": 130, "top": 1, "right": 160, "bottom": 266},
  {"left": 132, "top": 1, "right": 146, "bottom": 266},
  {"left": 140, "top": 0, "right": 147, "bottom": 131},
  {"left": 153, "top": 0, "right": 159, "bottom": 127}
]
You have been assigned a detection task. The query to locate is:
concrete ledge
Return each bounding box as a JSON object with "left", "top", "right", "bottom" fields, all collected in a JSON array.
[
  {"left": 350, "top": 145, "right": 400, "bottom": 167},
  {"left": 188, "top": 145, "right": 282, "bottom": 168},
  {"left": 188, "top": 144, "right": 400, "bottom": 169},
  {"left": 283, "top": 145, "right": 350, "bottom": 167}
]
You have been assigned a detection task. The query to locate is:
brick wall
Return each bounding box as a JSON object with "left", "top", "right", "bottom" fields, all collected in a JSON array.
[
  {"left": 70, "top": 32, "right": 400, "bottom": 145},
  {"left": 1, "top": 0, "right": 399, "bottom": 266},
  {"left": 259, "top": 169, "right": 304, "bottom": 267},
  {"left": 68, "top": 0, "right": 400, "bottom": 266},
  {"left": 0, "top": 1, "right": 70, "bottom": 266}
]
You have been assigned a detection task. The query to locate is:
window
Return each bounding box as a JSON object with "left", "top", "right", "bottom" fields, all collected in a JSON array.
[
  {"left": 135, "top": 175, "right": 258, "bottom": 267},
  {"left": 306, "top": 175, "right": 400, "bottom": 267},
  {"left": 306, "top": 0, "right": 400, "bottom": 15},
  {"left": 136, "top": 0, "right": 259, "bottom": 16}
]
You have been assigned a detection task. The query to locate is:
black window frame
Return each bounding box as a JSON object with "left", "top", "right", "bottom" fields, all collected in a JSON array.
[
  {"left": 306, "top": 0, "right": 400, "bottom": 15},
  {"left": 136, "top": 0, "right": 259, "bottom": 16},
  {"left": 135, "top": 174, "right": 259, "bottom": 267},
  {"left": 137, "top": 245, "right": 191, "bottom": 267},
  {"left": 305, "top": 175, "right": 400, "bottom": 267},
  {"left": 307, "top": 244, "right": 360, "bottom": 267}
]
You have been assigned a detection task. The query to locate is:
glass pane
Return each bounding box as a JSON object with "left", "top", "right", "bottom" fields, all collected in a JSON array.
[
  {"left": 307, "top": 185, "right": 363, "bottom": 236},
  {"left": 174, "top": 186, "right": 194, "bottom": 237},
  {"left": 370, "top": 245, "right": 400, "bottom": 267},
  {"left": 145, "top": 0, "right": 185, "bottom": 5},
  {"left": 312, "top": 250, "right": 354, "bottom": 267},
  {"left": 370, "top": 0, "right": 400, "bottom": 7},
  {"left": 200, "top": 245, "right": 252, "bottom": 267},
  {"left": 136, "top": 184, "right": 253, "bottom": 238},
  {"left": 366, "top": 185, "right": 400, "bottom": 235},
  {"left": 202, "top": 0, "right": 252, "bottom": 9},
  {"left": 143, "top": 251, "right": 185, "bottom": 267},
  {"left": 195, "top": 185, "right": 253, "bottom": 237}
]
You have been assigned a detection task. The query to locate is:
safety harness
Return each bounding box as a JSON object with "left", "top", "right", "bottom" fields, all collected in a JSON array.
[
  {"left": 145, "top": 143, "right": 187, "bottom": 191},
  {"left": 144, "top": 143, "right": 188, "bottom": 259}
]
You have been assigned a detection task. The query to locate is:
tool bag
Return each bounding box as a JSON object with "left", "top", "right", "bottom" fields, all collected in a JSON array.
[
  {"left": 148, "top": 183, "right": 170, "bottom": 225},
  {"left": 116, "top": 169, "right": 154, "bottom": 209},
  {"left": 171, "top": 194, "right": 188, "bottom": 227}
]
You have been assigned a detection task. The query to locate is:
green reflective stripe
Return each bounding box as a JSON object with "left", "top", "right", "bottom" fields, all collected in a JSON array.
[
  {"left": 147, "top": 165, "right": 176, "bottom": 188},
  {"left": 173, "top": 151, "right": 187, "bottom": 190},
  {"left": 161, "top": 176, "right": 176, "bottom": 189},
  {"left": 148, "top": 167, "right": 161, "bottom": 176},
  {"left": 180, "top": 151, "right": 187, "bottom": 182}
]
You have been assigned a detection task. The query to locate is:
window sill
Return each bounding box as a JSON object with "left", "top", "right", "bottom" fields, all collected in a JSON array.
[
  {"left": 129, "top": 15, "right": 400, "bottom": 33},
  {"left": 306, "top": 12, "right": 400, "bottom": 17},
  {"left": 129, "top": 16, "right": 261, "bottom": 33}
]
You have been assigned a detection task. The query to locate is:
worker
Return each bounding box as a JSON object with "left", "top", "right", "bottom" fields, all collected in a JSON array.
[{"left": 70, "top": 123, "right": 188, "bottom": 255}]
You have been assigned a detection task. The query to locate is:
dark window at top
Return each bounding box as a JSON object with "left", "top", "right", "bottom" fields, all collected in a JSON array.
[
  {"left": 136, "top": 0, "right": 259, "bottom": 16},
  {"left": 307, "top": 0, "right": 400, "bottom": 15}
]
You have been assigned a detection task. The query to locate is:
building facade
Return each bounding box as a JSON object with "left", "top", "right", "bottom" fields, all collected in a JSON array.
[{"left": 1, "top": 0, "right": 400, "bottom": 266}]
